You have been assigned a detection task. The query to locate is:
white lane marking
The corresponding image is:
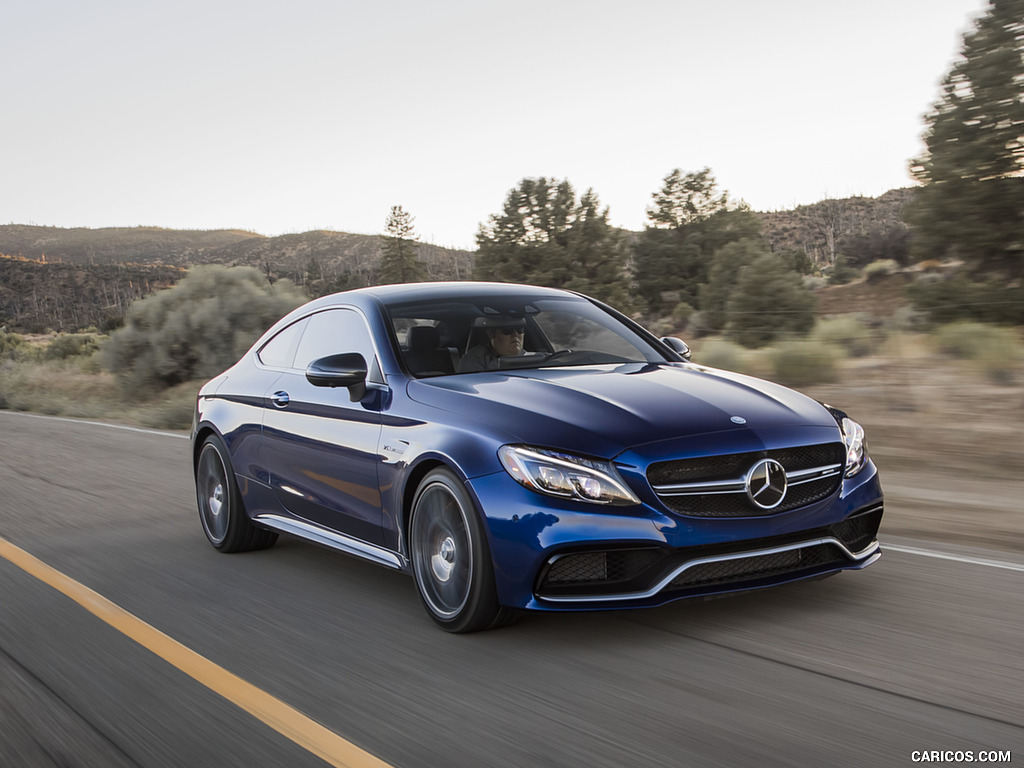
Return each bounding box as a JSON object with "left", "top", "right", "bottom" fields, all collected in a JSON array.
[
  {"left": 0, "top": 409, "right": 189, "bottom": 439},
  {"left": 884, "top": 543, "right": 1024, "bottom": 573}
]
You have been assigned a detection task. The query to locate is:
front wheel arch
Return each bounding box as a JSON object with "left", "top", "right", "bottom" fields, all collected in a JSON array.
[{"left": 408, "top": 467, "right": 514, "bottom": 632}]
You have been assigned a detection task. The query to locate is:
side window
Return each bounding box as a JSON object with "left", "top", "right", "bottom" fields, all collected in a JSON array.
[
  {"left": 257, "top": 318, "right": 308, "bottom": 368},
  {"left": 293, "top": 309, "right": 381, "bottom": 379}
]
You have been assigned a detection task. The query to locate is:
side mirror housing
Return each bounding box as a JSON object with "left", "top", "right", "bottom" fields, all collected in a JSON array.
[
  {"left": 306, "top": 353, "right": 368, "bottom": 401},
  {"left": 660, "top": 337, "right": 691, "bottom": 361}
]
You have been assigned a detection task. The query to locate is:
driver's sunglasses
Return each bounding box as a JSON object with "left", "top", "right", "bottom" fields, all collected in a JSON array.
[{"left": 498, "top": 327, "right": 525, "bottom": 336}]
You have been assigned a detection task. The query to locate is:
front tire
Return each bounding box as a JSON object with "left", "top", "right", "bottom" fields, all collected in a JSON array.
[
  {"left": 409, "top": 469, "right": 511, "bottom": 633},
  {"left": 195, "top": 435, "right": 277, "bottom": 553}
]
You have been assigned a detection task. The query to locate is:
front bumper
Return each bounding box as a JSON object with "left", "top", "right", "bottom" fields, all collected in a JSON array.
[{"left": 467, "top": 460, "right": 884, "bottom": 611}]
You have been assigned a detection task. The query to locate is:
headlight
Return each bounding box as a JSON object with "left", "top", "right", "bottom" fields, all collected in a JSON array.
[
  {"left": 840, "top": 417, "right": 867, "bottom": 477},
  {"left": 498, "top": 445, "right": 641, "bottom": 506}
]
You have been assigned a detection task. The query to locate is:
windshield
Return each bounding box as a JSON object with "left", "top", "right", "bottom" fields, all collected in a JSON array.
[{"left": 384, "top": 293, "right": 666, "bottom": 377}]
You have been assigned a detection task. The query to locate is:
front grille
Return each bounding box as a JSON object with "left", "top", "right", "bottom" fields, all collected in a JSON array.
[
  {"left": 648, "top": 443, "right": 846, "bottom": 517},
  {"left": 544, "top": 549, "right": 663, "bottom": 585},
  {"left": 828, "top": 504, "right": 883, "bottom": 552}
]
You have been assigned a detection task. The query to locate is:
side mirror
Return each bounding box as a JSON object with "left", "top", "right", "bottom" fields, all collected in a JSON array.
[
  {"left": 660, "top": 337, "right": 691, "bottom": 361},
  {"left": 306, "top": 353, "right": 368, "bottom": 401}
]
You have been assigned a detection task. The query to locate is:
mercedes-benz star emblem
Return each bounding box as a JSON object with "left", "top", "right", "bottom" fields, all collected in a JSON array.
[{"left": 745, "top": 458, "right": 788, "bottom": 509}]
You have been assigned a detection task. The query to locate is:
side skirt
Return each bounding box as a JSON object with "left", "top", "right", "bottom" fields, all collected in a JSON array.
[{"left": 254, "top": 514, "right": 407, "bottom": 570}]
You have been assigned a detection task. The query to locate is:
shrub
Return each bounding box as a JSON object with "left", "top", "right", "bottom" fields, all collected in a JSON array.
[
  {"left": 684, "top": 310, "right": 713, "bottom": 339},
  {"left": 826, "top": 256, "right": 859, "bottom": 286},
  {"left": 908, "top": 276, "right": 1024, "bottom": 326},
  {"left": 671, "top": 301, "right": 695, "bottom": 326},
  {"left": 0, "top": 330, "right": 41, "bottom": 363},
  {"left": 695, "top": 339, "right": 744, "bottom": 371},
  {"left": 45, "top": 333, "right": 102, "bottom": 360},
  {"left": 0, "top": 358, "right": 120, "bottom": 416},
  {"left": 770, "top": 340, "right": 841, "bottom": 387},
  {"left": 862, "top": 259, "right": 900, "bottom": 282},
  {"left": 933, "top": 321, "right": 987, "bottom": 358},
  {"left": 781, "top": 247, "right": 814, "bottom": 275},
  {"left": 932, "top": 321, "right": 1022, "bottom": 384},
  {"left": 701, "top": 238, "right": 771, "bottom": 333},
  {"left": 886, "top": 306, "right": 929, "bottom": 333},
  {"left": 102, "top": 265, "right": 306, "bottom": 395},
  {"left": 802, "top": 275, "right": 828, "bottom": 291},
  {"left": 136, "top": 385, "right": 199, "bottom": 430},
  {"left": 726, "top": 255, "right": 816, "bottom": 348},
  {"left": 0, "top": 329, "right": 24, "bottom": 359},
  {"left": 837, "top": 225, "right": 911, "bottom": 269},
  {"left": 811, "top": 316, "right": 877, "bottom": 358}
]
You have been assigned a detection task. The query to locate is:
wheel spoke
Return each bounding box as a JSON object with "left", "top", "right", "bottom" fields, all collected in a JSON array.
[
  {"left": 413, "top": 483, "right": 473, "bottom": 619},
  {"left": 198, "top": 444, "right": 229, "bottom": 543}
]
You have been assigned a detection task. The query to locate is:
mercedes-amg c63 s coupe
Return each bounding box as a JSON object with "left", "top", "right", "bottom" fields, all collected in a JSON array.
[{"left": 191, "top": 282, "right": 883, "bottom": 632}]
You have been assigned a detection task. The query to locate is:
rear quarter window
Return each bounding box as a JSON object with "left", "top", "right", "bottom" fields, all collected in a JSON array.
[{"left": 257, "top": 318, "right": 308, "bottom": 368}]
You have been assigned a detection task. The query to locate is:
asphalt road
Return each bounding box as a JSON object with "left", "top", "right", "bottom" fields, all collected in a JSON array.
[{"left": 1, "top": 410, "right": 1021, "bottom": 767}]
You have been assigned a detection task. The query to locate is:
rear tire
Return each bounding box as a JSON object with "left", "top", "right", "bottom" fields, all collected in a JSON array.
[
  {"left": 409, "top": 469, "right": 514, "bottom": 633},
  {"left": 195, "top": 435, "right": 277, "bottom": 553}
]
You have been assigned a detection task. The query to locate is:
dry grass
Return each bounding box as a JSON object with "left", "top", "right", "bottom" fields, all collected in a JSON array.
[
  {"left": 0, "top": 356, "right": 198, "bottom": 430},
  {"left": 806, "top": 342, "right": 1024, "bottom": 553}
]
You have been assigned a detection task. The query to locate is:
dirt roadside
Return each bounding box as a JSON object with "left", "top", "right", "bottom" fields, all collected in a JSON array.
[{"left": 806, "top": 354, "right": 1023, "bottom": 554}]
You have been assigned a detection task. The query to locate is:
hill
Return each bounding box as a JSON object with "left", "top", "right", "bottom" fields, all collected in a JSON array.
[
  {"left": 0, "top": 226, "right": 475, "bottom": 332},
  {"left": 0, "top": 224, "right": 474, "bottom": 277},
  {"left": 0, "top": 225, "right": 260, "bottom": 266},
  {"left": 0, "top": 189, "right": 915, "bottom": 333},
  {"left": 756, "top": 188, "right": 915, "bottom": 267},
  {"left": 197, "top": 229, "right": 474, "bottom": 289},
  {"left": 0, "top": 256, "right": 186, "bottom": 333}
]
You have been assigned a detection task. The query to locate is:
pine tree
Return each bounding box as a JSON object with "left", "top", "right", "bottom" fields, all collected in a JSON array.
[
  {"left": 725, "top": 255, "right": 816, "bottom": 348},
  {"left": 647, "top": 167, "right": 729, "bottom": 229},
  {"left": 908, "top": 0, "right": 1024, "bottom": 278},
  {"left": 475, "top": 178, "right": 631, "bottom": 307},
  {"left": 379, "top": 205, "right": 426, "bottom": 284},
  {"left": 561, "top": 190, "right": 632, "bottom": 309},
  {"left": 699, "top": 238, "right": 771, "bottom": 333},
  {"left": 633, "top": 168, "right": 762, "bottom": 314}
]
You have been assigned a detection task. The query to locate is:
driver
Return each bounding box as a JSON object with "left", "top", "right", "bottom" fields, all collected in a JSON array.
[{"left": 457, "top": 316, "right": 526, "bottom": 372}]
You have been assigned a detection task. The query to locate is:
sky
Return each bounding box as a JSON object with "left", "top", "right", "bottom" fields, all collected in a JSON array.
[{"left": 1, "top": 0, "right": 992, "bottom": 250}]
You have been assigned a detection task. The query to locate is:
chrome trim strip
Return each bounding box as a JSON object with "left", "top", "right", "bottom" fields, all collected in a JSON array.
[
  {"left": 653, "top": 480, "right": 747, "bottom": 496},
  {"left": 788, "top": 463, "right": 842, "bottom": 479},
  {"left": 255, "top": 514, "right": 405, "bottom": 569},
  {"left": 538, "top": 538, "right": 880, "bottom": 603},
  {"left": 855, "top": 551, "right": 882, "bottom": 569},
  {"left": 652, "top": 463, "right": 842, "bottom": 496},
  {"left": 788, "top": 473, "right": 841, "bottom": 487}
]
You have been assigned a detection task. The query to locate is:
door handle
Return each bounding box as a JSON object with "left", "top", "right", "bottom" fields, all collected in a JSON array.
[{"left": 270, "top": 391, "right": 290, "bottom": 408}]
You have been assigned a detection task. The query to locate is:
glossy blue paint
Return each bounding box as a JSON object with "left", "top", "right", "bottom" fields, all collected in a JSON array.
[{"left": 191, "top": 282, "right": 884, "bottom": 615}]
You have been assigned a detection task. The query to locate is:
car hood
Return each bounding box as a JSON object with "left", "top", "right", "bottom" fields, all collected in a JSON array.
[{"left": 406, "top": 363, "right": 841, "bottom": 459}]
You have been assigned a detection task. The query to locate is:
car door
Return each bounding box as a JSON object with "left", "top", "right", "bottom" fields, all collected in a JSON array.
[{"left": 260, "top": 307, "right": 386, "bottom": 546}]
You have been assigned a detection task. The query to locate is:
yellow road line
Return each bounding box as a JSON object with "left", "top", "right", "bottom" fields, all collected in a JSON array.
[{"left": 0, "top": 535, "right": 393, "bottom": 768}]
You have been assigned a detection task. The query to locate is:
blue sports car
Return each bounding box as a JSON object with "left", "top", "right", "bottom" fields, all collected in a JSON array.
[{"left": 191, "top": 282, "right": 883, "bottom": 632}]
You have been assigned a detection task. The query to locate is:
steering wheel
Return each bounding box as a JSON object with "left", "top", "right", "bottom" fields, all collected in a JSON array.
[{"left": 545, "top": 349, "right": 574, "bottom": 363}]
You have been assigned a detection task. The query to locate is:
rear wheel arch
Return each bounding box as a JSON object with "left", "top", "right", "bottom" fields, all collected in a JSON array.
[
  {"left": 192, "top": 424, "right": 219, "bottom": 470},
  {"left": 194, "top": 432, "right": 277, "bottom": 553}
]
